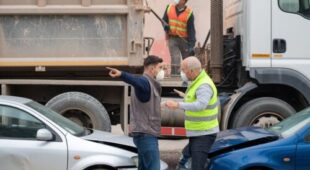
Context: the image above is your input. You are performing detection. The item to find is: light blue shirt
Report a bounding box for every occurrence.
[179,84,213,111]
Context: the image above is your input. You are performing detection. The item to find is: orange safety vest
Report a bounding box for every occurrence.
[167,4,193,38]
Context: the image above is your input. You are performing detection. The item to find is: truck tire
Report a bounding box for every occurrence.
[232,97,295,128]
[46,92,111,132]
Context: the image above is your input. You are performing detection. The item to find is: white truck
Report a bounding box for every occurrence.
[219,0,310,129]
[0,0,309,136]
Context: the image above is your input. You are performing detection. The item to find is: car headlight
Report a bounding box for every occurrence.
[131,156,139,167]
[117,156,138,170]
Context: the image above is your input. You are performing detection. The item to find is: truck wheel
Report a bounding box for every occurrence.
[46,92,111,132]
[232,97,295,128]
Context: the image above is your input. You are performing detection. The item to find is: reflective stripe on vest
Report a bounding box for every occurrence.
[167,4,192,38]
[184,70,220,131]
[186,126,219,137]
[185,114,218,122]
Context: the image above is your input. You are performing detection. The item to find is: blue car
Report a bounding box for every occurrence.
[208,107,310,170]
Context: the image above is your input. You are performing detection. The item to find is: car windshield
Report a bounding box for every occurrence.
[268,108,310,138]
[26,101,86,136]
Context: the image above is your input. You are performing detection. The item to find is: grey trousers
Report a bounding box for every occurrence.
[168,36,190,75]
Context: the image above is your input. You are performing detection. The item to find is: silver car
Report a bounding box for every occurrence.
[0,96,168,170]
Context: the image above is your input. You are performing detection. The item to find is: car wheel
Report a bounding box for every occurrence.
[231,97,295,128]
[46,92,111,132]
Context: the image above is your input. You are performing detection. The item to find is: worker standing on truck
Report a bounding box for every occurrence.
[163,0,196,75]
[107,55,164,170]
[164,57,219,170]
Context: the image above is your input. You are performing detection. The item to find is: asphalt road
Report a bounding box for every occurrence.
[159,139,188,169]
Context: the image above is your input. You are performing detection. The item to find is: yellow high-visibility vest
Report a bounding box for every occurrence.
[184,70,219,131]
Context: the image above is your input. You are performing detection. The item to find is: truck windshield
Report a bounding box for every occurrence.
[26,101,86,136]
[268,108,310,138]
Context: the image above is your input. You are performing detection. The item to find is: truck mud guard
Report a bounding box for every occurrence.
[250,68,310,103]
[221,82,258,130]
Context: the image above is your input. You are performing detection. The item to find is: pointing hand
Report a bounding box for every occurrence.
[106,67,121,78]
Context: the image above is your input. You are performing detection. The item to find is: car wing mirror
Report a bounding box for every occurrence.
[36,128,54,141]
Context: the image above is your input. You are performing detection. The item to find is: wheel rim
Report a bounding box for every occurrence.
[250,112,285,128]
[62,109,93,129]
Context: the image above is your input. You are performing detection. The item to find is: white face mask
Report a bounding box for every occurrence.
[174,0,180,4]
[156,69,165,81]
[180,71,188,82]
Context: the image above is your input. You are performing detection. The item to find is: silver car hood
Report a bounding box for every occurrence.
[82,130,136,148]
[82,130,168,170]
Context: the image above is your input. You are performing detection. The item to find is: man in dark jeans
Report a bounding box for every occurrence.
[165,57,219,170]
[107,55,164,170]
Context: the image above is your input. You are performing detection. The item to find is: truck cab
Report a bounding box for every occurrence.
[220,0,310,129]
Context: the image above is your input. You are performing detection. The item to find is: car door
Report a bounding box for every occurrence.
[296,129,310,170]
[0,104,67,170]
[272,0,310,79]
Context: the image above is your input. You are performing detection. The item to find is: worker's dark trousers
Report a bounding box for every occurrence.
[168,36,190,75]
[189,134,217,170]
[179,144,190,167]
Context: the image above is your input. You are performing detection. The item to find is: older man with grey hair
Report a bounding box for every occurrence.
[165,57,219,170]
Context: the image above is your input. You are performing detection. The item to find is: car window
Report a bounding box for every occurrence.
[279,0,310,18]
[26,101,86,136]
[0,105,45,139]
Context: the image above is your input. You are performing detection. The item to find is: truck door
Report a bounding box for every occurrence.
[272,0,310,79]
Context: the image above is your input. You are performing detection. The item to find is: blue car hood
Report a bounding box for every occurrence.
[210,127,278,154]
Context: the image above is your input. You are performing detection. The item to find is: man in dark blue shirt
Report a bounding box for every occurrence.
[120,71,151,103]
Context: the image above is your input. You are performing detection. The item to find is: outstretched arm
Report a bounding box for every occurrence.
[107,67,150,102]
